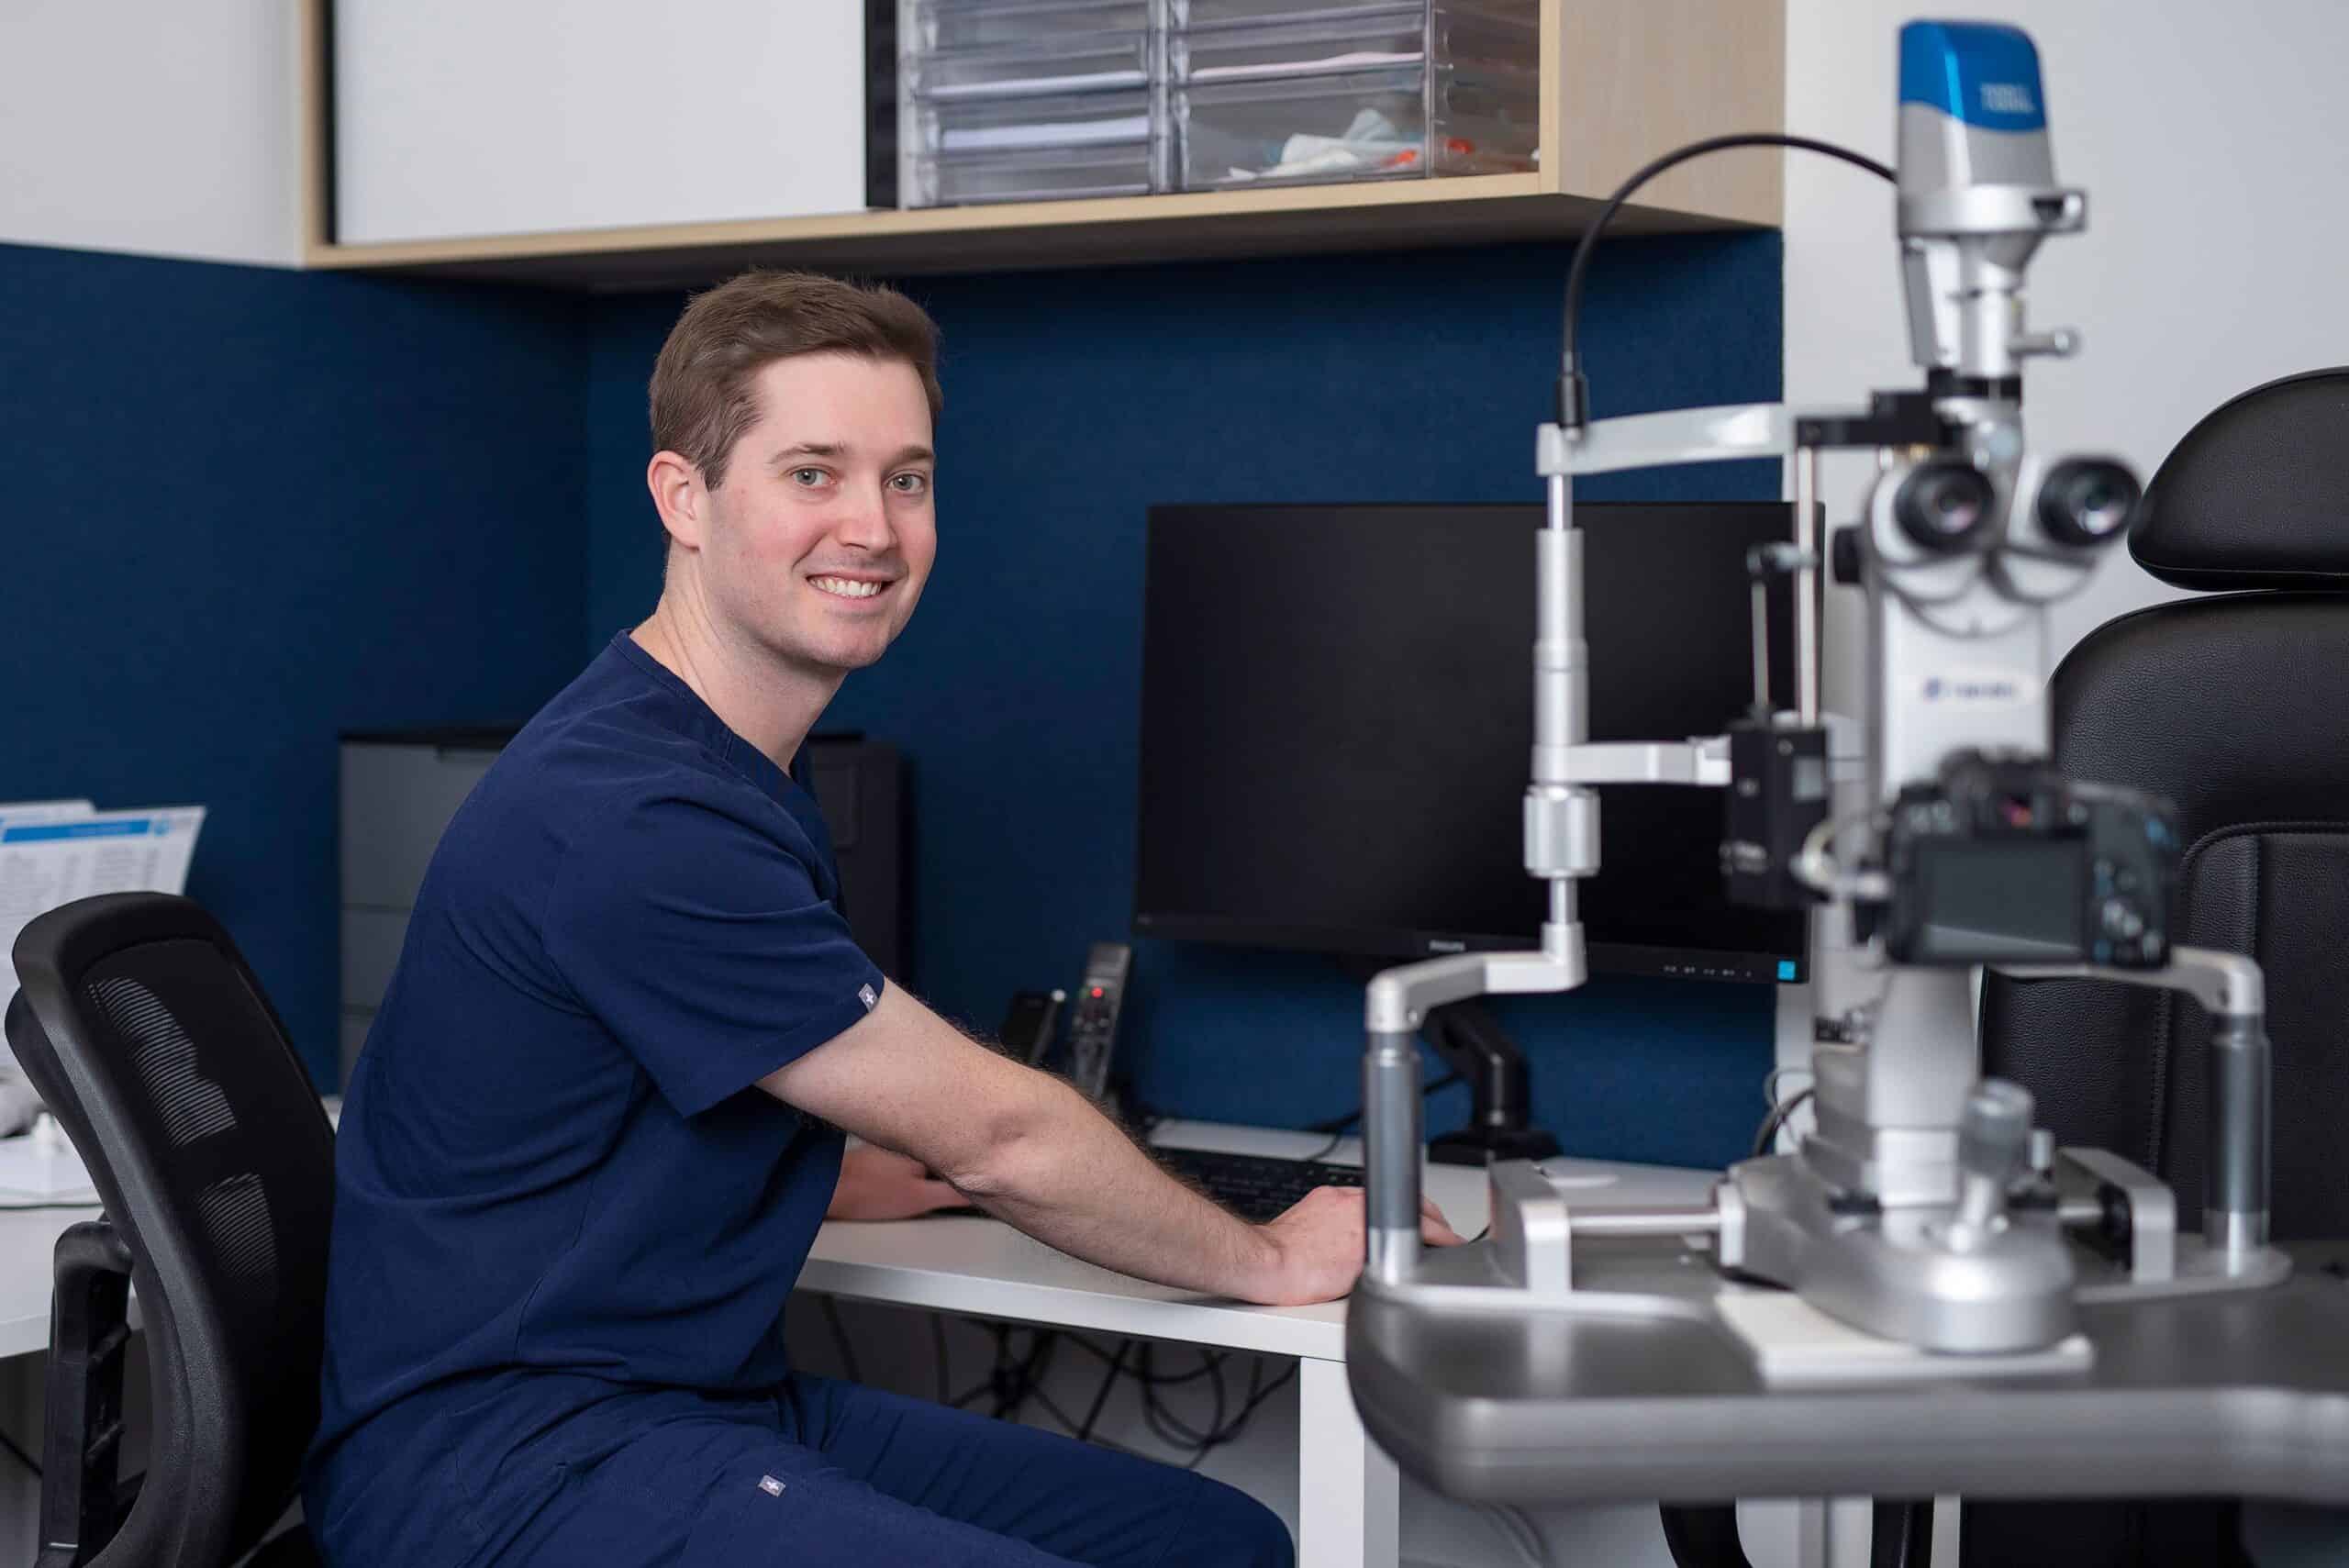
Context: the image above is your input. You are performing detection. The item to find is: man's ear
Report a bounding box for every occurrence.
[647,450,710,551]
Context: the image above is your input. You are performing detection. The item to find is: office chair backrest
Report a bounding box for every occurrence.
[7,893,334,1567]
[1982,365,2349,1240]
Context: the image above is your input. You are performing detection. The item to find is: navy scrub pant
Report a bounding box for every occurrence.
[473,1374,1294,1568]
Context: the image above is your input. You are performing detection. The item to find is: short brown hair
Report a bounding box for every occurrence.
[649,271,942,491]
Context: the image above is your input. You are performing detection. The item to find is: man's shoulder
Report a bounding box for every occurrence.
[469,690,757,853]
[425,644,831,916]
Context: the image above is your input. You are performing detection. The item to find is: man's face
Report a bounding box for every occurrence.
[695,351,937,677]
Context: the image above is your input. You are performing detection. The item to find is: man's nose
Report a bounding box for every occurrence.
[831,482,896,551]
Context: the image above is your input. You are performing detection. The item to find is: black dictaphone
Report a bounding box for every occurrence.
[997,988,1066,1067]
[1066,942,1131,1103]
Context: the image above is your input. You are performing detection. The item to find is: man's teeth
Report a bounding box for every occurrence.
[811,576,885,599]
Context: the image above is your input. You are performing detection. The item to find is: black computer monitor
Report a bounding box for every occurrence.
[1132,502,1806,984]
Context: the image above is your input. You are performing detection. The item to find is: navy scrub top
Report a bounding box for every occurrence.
[306,632,886,1541]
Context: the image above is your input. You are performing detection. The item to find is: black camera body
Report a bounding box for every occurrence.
[1871,751,2181,969]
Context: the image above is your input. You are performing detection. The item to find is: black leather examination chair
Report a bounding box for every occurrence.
[1970,366,2349,1567]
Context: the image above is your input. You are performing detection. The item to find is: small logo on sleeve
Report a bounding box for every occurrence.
[858,984,879,1011]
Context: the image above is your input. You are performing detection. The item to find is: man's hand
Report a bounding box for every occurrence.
[1245,1187,1465,1307]
[828,1145,963,1221]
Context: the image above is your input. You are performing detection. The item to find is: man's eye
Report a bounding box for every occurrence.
[790,467,829,487]
[889,473,930,495]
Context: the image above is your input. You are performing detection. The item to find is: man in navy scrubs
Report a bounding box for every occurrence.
[305,272,1460,1567]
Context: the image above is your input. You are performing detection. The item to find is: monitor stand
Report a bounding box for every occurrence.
[1419,1001,1563,1167]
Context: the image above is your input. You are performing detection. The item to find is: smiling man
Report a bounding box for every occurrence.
[305,272,1459,1568]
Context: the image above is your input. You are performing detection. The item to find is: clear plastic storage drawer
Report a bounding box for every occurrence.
[1172,1,1535,83]
[1175,63,1535,189]
[913,0,1152,51]
[909,30,1157,101]
[909,87,1165,204]
[914,87,1159,158]
[911,143,1161,206]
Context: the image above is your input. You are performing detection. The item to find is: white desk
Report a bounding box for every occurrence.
[1,1203,93,1358]
[801,1120,1717,1568]
[0,1122,1718,1568]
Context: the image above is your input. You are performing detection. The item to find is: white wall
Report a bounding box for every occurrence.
[0,1,304,267]
[1787,0,2349,713]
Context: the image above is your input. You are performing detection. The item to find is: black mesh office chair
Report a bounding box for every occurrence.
[1965,366,2349,1567]
[6,893,331,1567]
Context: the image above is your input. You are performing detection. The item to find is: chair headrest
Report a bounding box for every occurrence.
[2131,366,2349,591]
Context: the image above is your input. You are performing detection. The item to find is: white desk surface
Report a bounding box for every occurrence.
[0,1204,88,1358]
[803,1120,1716,1360]
[0,1121,1718,1364]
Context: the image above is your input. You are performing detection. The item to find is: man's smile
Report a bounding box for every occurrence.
[808,573,896,603]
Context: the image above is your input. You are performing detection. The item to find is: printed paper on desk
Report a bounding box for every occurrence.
[0,806,206,1064]
[0,800,95,827]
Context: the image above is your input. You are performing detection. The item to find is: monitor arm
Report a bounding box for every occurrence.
[1418,1001,1562,1167]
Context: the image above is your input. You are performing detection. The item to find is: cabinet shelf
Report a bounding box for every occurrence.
[301,0,1781,292]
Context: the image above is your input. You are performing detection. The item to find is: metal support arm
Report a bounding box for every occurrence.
[1561,738,1732,787]
[1363,946,1585,1284]
[1536,405,1799,478]
[1996,946,2272,1267]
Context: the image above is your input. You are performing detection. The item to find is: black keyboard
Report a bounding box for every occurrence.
[1156,1145,1364,1223]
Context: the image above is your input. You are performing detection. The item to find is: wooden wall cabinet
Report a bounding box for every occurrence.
[301,0,1784,289]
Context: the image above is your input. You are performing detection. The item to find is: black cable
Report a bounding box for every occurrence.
[1199,1351,1229,1453]
[970,1327,1307,1466]
[1075,1339,1130,1441]
[1135,1346,1193,1446]
[1175,1358,1253,1472]
[1659,1503,1756,1568]
[1222,1359,1295,1432]
[0,1426,39,1479]
[1752,1086,1817,1159]
[997,1328,1059,1421]
[986,1325,1020,1418]
[1558,134,1897,422]
[1149,1353,1296,1469]
[819,1296,862,1385]
[1871,1499,1934,1568]
[1141,1344,1290,1469]
[982,1323,1019,1417]
[961,1324,1297,1463]
[1063,1333,1224,1386]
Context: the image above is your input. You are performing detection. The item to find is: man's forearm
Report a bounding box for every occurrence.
[952,1079,1275,1299]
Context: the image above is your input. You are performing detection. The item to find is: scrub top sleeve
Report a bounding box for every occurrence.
[541,795,887,1118]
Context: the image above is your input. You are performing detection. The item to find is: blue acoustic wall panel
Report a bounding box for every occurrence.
[586,235,1786,1168]
[0,243,587,1085]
